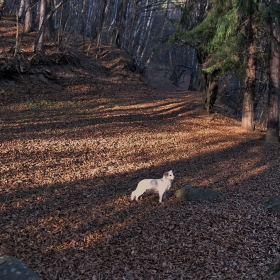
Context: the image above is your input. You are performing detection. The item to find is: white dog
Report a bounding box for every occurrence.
[131,170,174,203]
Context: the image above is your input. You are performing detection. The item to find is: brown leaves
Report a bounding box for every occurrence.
[1,87,280,279]
[1,17,280,279]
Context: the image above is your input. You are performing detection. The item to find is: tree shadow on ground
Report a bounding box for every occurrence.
[0,91,201,142]
[1,137,279,279]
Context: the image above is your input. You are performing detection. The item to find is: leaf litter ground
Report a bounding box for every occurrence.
[1,16,280,280]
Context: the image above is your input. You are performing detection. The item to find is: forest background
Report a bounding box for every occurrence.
[1,0,280,142]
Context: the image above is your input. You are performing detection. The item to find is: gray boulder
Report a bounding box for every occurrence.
[269,257,280,279]
[264,194,280,213]
[175,186,224,202]
[0,255,40,280]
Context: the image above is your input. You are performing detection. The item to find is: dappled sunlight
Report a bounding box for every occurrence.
[1,86,280,278]
[1,27,280,278]
[0,89,270,199]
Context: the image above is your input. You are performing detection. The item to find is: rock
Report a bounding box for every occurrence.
[269,270,280,279]
[264,194,280,213]
[175,186,224,202]
[0,255,40,280]
[269,257,280,279]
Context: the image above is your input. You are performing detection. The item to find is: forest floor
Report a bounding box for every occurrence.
[1,15,280,280]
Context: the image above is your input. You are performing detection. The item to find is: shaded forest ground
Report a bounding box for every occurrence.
[1,15,280,279]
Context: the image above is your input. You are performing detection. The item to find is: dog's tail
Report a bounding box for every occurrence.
[131,190,136,201]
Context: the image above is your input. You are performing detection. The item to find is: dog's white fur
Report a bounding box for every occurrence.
[131,170,174,203]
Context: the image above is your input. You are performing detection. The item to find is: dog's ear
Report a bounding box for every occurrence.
[163,172,169,178]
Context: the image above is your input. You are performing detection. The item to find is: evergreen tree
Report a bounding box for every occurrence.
[172,0,242,113]
[265,0,280,143]
[174,0,280,141]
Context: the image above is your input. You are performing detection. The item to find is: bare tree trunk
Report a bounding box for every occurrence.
[37,0,46,53]
[23,0,32,33]
[56,0,70,50]
[126,0,138,50]
[134,0,155,66]
[266,20,280,143]
[44,0,55,40]
[129,5,143,54]
[145,0,170,67]
[241,19,257,131]
[18,0,25,19]
[137,0,155,65]
[96,0,108,53]
[33,0,69,53]
[80,0,89,34]
[14,13,21,57]
[242,82,255,131]
[111,0,129,48]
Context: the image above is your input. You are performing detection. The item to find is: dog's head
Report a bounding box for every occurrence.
[163,170,174,180]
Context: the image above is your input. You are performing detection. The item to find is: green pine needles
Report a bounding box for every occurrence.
[172,0,280,76]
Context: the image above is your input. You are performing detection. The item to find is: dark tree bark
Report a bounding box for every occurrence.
[111,0,129,48]
[80,0,89,35]
[196,50,219,113]
[241,19,257,131]
[202,70,219,114]
[96,0,108,50]
[127,0,138,51]
[44,0,55,40]
[0,0,5,19]
[188,72,197,91]
[37,0,46,52]
[266,20,280,143]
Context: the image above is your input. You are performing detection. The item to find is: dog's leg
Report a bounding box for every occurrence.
[134,190,144,201]
[158,189,166,203]
[131,190,136,201]
[131,185,146,201]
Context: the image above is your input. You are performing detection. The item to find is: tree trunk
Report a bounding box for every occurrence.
[111,0,129,48]
[96,0,108,51]
[266,20,280,143]
[37,0,46,53]
[33,0,68,53]
[23,0,32,33]
[242,84,255,131]
[44,0,54,40]
[18,0,24,19]
[241,19,257,131]
[127,0,138,51]
[196,49,207,92]
[145,0,170,65]
[202,70,219,114]
[137,0,155,65]
[188,72,197,91]
[0,0,4,19]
